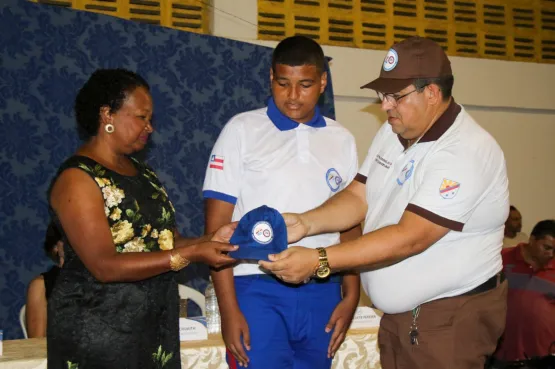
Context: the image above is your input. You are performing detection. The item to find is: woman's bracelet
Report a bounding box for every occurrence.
[169,250,190,272]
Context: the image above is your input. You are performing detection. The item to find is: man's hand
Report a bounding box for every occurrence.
[221,307,251,367]
[258,246,319,284]
[211,222,238,243]
[326,297,358,358]
[282,213,310,243]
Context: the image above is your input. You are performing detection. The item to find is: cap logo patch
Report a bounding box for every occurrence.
[252,221,274,244]
[383,49,398,72]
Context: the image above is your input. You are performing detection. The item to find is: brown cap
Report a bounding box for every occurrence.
[361,36,452,93]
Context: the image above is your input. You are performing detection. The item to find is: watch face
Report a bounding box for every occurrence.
[316,266,331,279]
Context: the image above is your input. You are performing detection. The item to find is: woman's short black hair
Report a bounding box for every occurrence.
[271,35,326,74]
[44,221,62,262]
[74,68,150,140]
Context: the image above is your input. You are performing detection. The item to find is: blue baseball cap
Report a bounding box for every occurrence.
[229,205,287,261]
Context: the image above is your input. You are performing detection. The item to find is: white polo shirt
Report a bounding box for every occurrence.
[357,100,509,314]
[203,99,358,276]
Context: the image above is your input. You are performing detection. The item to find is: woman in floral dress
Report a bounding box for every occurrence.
[47,69,237,369]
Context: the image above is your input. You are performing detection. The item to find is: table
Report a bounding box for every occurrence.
[0,328,381,369]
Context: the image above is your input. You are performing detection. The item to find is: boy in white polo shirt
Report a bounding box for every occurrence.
[202,36,360,369]
[260,37,510,369]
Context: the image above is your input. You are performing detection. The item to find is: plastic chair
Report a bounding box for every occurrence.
[19,305,28,339]
[177,284,206,316]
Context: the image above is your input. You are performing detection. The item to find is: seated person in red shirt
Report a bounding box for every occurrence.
[496,219,555,361]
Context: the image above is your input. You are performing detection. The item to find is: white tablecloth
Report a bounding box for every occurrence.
[0,328,381,369]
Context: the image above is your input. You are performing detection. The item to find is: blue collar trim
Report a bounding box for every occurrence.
[266,97,326,131]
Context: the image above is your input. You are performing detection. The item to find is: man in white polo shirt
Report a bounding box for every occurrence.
[202,36,360,369]
[260,36,510,369]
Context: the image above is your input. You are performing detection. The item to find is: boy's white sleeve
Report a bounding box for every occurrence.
[202,122,243,204]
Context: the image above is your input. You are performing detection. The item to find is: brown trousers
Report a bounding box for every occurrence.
[378,281,508,369]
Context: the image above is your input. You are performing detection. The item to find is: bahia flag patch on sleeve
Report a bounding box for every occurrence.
[209,155,224,170]
[439,178,460,199]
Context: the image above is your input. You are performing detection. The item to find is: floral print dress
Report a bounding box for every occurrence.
[47,156,180,369]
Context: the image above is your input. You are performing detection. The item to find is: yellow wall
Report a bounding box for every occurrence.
[211,0,555,234]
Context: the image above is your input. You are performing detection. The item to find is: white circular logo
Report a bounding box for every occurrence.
[396,160,415,186]
[326,168,343,193]
[252,221,273,244]
[383,49,398,72]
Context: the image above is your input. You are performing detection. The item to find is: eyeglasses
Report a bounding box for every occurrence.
[376,85,428,107]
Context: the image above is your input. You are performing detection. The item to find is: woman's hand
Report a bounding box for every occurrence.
[187,242,237,269]
[212,222,238,243]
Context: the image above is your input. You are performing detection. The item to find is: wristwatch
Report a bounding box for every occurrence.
[314,247,331,279]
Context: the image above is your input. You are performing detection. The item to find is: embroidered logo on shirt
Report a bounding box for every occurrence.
[209,155,224,170]
[397,160,415,186]
[326,168,343,192]
[252,221,274,244]
[439,178,460,199]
